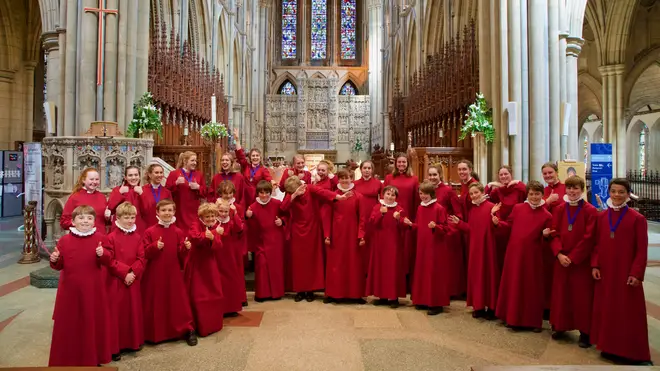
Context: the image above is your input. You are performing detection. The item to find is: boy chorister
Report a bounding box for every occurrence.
[141,199,197,346]
[108,202,146,358]
[186,203,225,336]
[49,205,114,367]
[494,180,552,332]
[215,199,245,316]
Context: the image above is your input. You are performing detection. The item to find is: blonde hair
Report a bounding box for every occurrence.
[393,153,413,177]
[72,168,100,194]
[198,203,219,217]
[220,152,237,172]
[318,160,335,174]
[176,151,197,169]
[284,175,302,194]
[116,201,137,217]
[72,205,96,220]
[419,181,436,198]
[216,199,231,211]
[428,163,443,181]
[156,199,176,211]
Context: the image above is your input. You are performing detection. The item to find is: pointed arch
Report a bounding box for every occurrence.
[278,80,297,95]
[423,0,442,57]
[339,80,358,95]
[407,18,418,79]
[310,71,327,79]
[271,72,299,95]
[0,0,15,70]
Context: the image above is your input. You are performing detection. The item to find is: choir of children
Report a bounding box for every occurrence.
[50,156,653,367]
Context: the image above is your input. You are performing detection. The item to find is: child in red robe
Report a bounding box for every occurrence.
[215,199,245,316]
[140,164,172,229]
[547,176,597,348]
[61,168,109,234]
[365,185,407,308]
[209,152,247,208]
[107,202,145,357]
[494,180,552,332]
[49,205,113,366]
[354,161,383,273]
[279,154,313,190]
[141,199,197,346]
[165,151,207,232]
[233,130,273,204]
[450,183,500,320]
[246,181,286,301]
[410,181,450,315]
[590,178,652,365]
[186,203,225,336]
[541,162,566,213]
[323,170,366,304]
[108,165,146,234]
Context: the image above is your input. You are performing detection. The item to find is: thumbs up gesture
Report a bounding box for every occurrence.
[275,217,283,227]
[288,169,294,177]
[393,211,401,220]
[230,204,237,212]
[104,208,111,220]
[176,176,185,185]
[428,221,436,229]
[119,185,129,194]
[184,237,191,250]
[380,206,387,214]
[547,192,559,204]
[157,236,164,249]
[96,241,104,257]
[246,208,253,218]
[205,229,214,240]
[543,228,556,237]
[216,225,224,235]
[50,247,60,263]
[134,185,143,195]
[359,238,365,246]
[404,217,413,226]
[189,181,200,190]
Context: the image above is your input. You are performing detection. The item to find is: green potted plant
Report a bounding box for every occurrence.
[352,136,364,159]
[459,93,495,143]
[127,92,163,140]
[200,121,229,142]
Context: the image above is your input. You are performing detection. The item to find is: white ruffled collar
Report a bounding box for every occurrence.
[199,219,218,229]
[525,199,546,209]
[472,195,489,206]
[607,198,629,210]
[379,199,398,208]
[114,221,137,234]
[83,187,97,194]
[563,194,583,206]
[256,196,271,205]
[157,216,176,228]
[461,177,473,185]
[218,216,230,224]
[337,183,355,193]
[69,227,97,236]
[420,198,437,207]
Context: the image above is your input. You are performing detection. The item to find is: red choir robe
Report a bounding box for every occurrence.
[186,221,225,336]
[280,186,337,293]
[544,182,566,214]
[354,177,383,273]
[141,222,194,343]
[548,199,597,334]
[315,175,339,242]
[209,171,247,208]
[108,225,145,351]
[590,206,650,362]
[216,212,245,314]
[436,183,466,297]
[411,200,451,308]
[495,202,552,329]
[60,189,108,233]
[139,184,172,229]
[455,200,500,311]
[324,186,366,299]
[365,202,407,300]
[489,182,527,274]
[247,197,286,299]
[108,185,146,234]
[165,168,206,232]
[279,169,312,190]
[235,148,272,204]
[384,174,420,276]
[49,231,114,367]
[229,202,248,302]
[459,177,479,220]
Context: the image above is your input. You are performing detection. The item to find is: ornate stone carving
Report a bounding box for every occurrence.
[106,157,126,188]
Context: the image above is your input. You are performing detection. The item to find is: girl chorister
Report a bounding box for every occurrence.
[108,166,146,234]
[165,151,207,232]
[214,199,246,316]
[61,168,109,234]
[140,164,172,229]
[210,152,247,208]
[353,161,383,273]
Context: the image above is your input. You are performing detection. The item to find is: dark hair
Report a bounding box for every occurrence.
[565,175,585,191]
[567,167,577,175]
[156,199,176,211]
[360,160,374,170]
[608,178,631,193]
[124,165,141,186]
[256,179,273,194]
[72,205,96,220]
[217,180,236,195]
[336,169,351,180]
[526,180,544,193]
[541,162,558,172]
[499,165,513,176]
[419,181,436,198]
[457,159,479,181]
[382,185,399,197]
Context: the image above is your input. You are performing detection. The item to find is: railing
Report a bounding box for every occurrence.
[586,170,660,221]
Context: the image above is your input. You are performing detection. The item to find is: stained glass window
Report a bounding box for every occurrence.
[340,81,357,95]
[311,0,327,59]
[279,81,297,95]
[340,0,357,59]
[640,124,649,174]
[281,0,297,59]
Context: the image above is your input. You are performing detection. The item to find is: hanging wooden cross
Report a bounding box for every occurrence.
[84,0,118,86]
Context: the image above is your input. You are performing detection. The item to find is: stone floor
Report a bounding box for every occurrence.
[1,217,659,370]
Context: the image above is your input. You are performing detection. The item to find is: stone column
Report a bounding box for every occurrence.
[24,62,37,142]
[599,64,626,176]
[368,0,383,150]
[547,0,561,161]
[507,0,522,176]
[42,31,60,135]
[79,0,99,132]
[491,0,508,179]
[63,0,78,136]
[123,0,138,130]
[520,0,529,180]
[116,0,128,131]
[104,0,119,122]
[565,37,583,161]
[558,0,568,158]
[135,0,150,98]
[528,0,550,181]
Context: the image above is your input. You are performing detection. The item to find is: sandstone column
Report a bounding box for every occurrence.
[565,37,583,161]
[490,0,507,179]
[135,0,150,99]
[369,0,383,149]
[558,0,568,158]
[528,0,550,181]
[507,0,522,176]
[42,31,60,135]
[547,0,561,161]
[104,0,119,122]
[24,62,37,142]
[598,64,626,176]
[478,0,491,178]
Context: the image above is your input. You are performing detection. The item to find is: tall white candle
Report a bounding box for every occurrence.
[211,95,217,122]
[184,126,189,136]
[390,142,395,151]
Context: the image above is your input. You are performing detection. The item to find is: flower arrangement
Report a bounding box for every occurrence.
[200,121,229,142]
[459,93,495,143]
[352,137,364,155]
[127,92,163,138]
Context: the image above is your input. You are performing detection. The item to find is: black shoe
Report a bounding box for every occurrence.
[543,309,550,321]
[272,297,282,301]
[427,307,443,316]
[242,301,249,307]
[223,312,239,318]
[294,293,305,302]
[635,361,654,366]
[484,309,497,321]
[355,298,366,305]
[415,305,428,310]
[254,297,266,303]
[112,353,121,362]
[305,292,315,302]
[578,332,591,348]
[323,297,334,304]
[472,309,485,319]
[388,300,399,309]
[374,298,388,306]
[551,331,566,340]
[185,331,198,346]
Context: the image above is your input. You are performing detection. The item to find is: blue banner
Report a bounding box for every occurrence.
[590,143,613,208]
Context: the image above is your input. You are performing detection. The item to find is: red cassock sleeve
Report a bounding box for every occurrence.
[131,244,146,278]
[630,213,648,281]
[108,234,131,279]
[356,194,366,240]
[549,205,564,257]
[195,171,208,200]
[231,212,244,235]
[434,205,449,236]
[165,170,180,195]
[566,205,597,265]
[107,187,128,212]
[98,235,113,267]
[142,229,161,260]
[496,205,516,233]
[368,203,385,231]
[50,240,64,271]
[60,193,78,231]
[449,191,463,220]
[235,148,249,172]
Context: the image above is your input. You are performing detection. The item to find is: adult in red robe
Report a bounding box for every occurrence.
[108,166,146,234]
[246,188,286,301]
[410,189,450,315]
[451,183,500,320]
[215,202,245,315]
[541,163,566,214]
[49,228,114,366]
[313,160,339,243]
[383,154,419,280]
[279,155,313,190]
[108,220,145,352]
[141,205,196,345]
[281,178,341,302]
[456,160,480,219]
[165,151,206,233]
[590,179,651,365]
[323,172,366,302]
[495,191,552,331]
[209,152,247,208]
[186,214,225,336]
[61,168,109,233]
[548,180,597,348]
[234,131,273,204]
[139,164,172,229]
[353,161,383,273]
[365,195,407,307]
